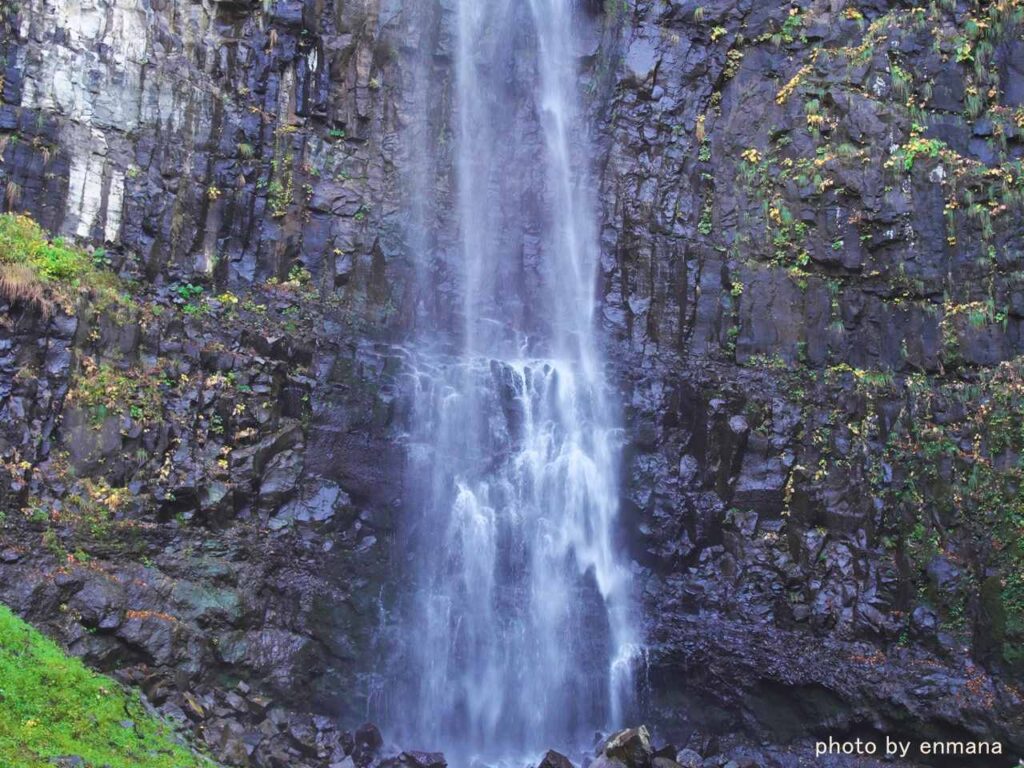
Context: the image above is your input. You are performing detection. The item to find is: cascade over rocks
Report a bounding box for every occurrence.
[381,0,637,760]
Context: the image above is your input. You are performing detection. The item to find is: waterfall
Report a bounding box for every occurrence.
[385,0,638,761]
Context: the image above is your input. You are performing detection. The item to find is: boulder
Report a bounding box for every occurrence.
[353,721,384,765]
[204,718,251,765]
[538,750,575,768]
[400,752,447,768]
[600,726,653,768]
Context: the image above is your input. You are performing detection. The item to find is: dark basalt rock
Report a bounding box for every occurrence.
[538,750,575,768]
[380,752,446,768]
[601,727,654,768]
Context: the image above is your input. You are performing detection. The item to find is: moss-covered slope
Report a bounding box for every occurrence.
[0,603,215,768]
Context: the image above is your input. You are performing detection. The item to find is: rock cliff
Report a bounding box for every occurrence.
[1,0,1022,766]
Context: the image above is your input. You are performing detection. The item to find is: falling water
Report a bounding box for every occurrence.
[386,0,638,761]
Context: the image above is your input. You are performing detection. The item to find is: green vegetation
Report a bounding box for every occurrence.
[715,0,1024,312]
[875,360,1024,664]
[25,474,135,560]
[267,130,296,218]
[67,357,166,425]
[894,135,945,172]
[743,350,1024,667]
[0,213,129,315]
[0,603,213,768]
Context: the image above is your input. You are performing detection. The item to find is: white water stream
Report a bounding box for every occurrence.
[383,1,639,761]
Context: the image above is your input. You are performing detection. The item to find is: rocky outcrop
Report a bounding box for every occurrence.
[0,277,401,765]
[2,0,409,762]
[554,725,897,768]
[1,0,404,294]
[585,0,1024,753]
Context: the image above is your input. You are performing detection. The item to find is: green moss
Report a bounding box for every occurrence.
[0,214,130,314]
[267,134,295,218]
[0,603,214,768]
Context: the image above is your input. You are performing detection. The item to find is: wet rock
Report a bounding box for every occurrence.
[258,448,304,511]
[352,722,384,765]
[652,744,676,760]
[395,752,447,768]
[69,578,125,630]
[354,722,383,751]
[205,718,251,765]
[273,482,348,528]
[911,605,938,639]
[601,726,653,768]
[538,750,575,768]
[926,556,962,592]
[288,717,319,755]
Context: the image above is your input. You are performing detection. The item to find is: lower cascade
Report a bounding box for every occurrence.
[397,356,637,758]
[379,0,639,761]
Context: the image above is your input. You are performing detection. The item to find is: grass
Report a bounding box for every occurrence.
[0,213,128,315]
[0,604,215,768]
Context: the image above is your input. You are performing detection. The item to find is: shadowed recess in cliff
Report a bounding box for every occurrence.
[371,0,641,761]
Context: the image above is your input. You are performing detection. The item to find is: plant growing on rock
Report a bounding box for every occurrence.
[66,357,166,427]
[894,136,946,172]
[0,213,129,315]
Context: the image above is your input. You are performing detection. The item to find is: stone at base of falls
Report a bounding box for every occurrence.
[651,744,677,762]
[356,723,384,748]
[377,751,447,768]
[598,726,654,768]
[352,722,384,766]
[673,749,703,768]
[538,750,575,768]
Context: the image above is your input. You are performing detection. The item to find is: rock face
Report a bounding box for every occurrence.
[585,0,1024,752]
[538,750,576,768]
[1,0,1024,765]
[1,0,406,760]
[0,278,401,764]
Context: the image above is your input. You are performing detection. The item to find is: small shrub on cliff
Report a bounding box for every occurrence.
[896,136,946,172]
[66,357,165,426]
[0,213,126,315]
